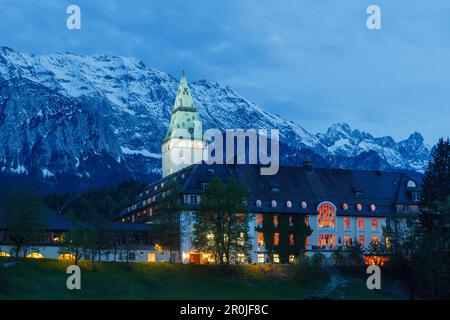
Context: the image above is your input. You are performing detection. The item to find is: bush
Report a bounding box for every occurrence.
[292,256,316,284]
[311,253,326,269]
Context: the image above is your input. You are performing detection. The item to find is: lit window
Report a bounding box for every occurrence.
[26,252,44,259]
[372,236,379,245]
[359,235,365,247]
[273,215,279,227]
[344,235,351,247]
[271,200,277,208]
[385,236,391,249]
[257,253,265,263]
[317,202,335,228]
[257,232,264,246]
[58,254,76,261]
[358,218,364,229]
[273,254,280,263]
[289,215,294,226]
[318,234,336,248]
[237,254,246,264]
[356,203,363,211]
[344,217,350,229]
[274,232,280,246]
[0,252,11,257]
[289,255,296,264]
[289,233,294,246]
[256,214,263,227]
[372,218,378,229]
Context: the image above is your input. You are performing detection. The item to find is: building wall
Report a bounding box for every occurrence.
[0,245,171,263]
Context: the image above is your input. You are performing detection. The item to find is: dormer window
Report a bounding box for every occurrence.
[407,180,416,188]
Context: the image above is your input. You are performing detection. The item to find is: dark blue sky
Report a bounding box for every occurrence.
[0,0,449,144]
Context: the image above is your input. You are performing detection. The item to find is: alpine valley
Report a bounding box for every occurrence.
[0,46,429,194]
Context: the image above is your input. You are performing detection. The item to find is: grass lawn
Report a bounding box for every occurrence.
[0,257,402,300]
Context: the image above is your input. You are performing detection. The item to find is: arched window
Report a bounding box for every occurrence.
[407,180,416,188]
[26,252,45,259]
[317,202,336,228]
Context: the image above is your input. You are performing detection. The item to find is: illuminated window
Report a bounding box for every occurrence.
[318,234,336,248]
[257,253,265,263]
[359,235,365,247]
[289,215,293,226]
[26,252,44,259]
[58,254,76,261]
[372,218,378,229]
[317,202,335,228]
[0,252,11,257]
[289,255,296,264]
[273,215,279,227]
[289,233,294,246]
[273,254,280,263]
[237,254,246,264]
[256,214,263,227]
[344,217,350,229]
[344,235,351,247]
[274,233,280,246]
[257,232,264,246]
[372,236,379,245]
[358,218,364,229]
[386,236,391,249]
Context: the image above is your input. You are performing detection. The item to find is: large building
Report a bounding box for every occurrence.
[116,72,421,264]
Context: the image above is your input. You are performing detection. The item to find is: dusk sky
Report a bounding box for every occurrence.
[0,0,449,144]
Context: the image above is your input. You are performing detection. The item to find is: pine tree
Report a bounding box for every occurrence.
[419,138,450,232]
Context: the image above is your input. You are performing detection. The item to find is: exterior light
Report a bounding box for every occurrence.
[356,203,362,211]
[271,200,277,208]
[256,199,262,207]
[370,204,376,211]
[286,200,292,208]
[301,201,307,209]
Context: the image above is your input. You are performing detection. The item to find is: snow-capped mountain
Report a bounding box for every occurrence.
[0,46,430,193]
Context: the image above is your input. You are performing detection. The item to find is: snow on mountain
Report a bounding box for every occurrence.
[0,46,430,193]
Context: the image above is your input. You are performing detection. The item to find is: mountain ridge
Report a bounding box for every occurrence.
[0,46,430,193]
